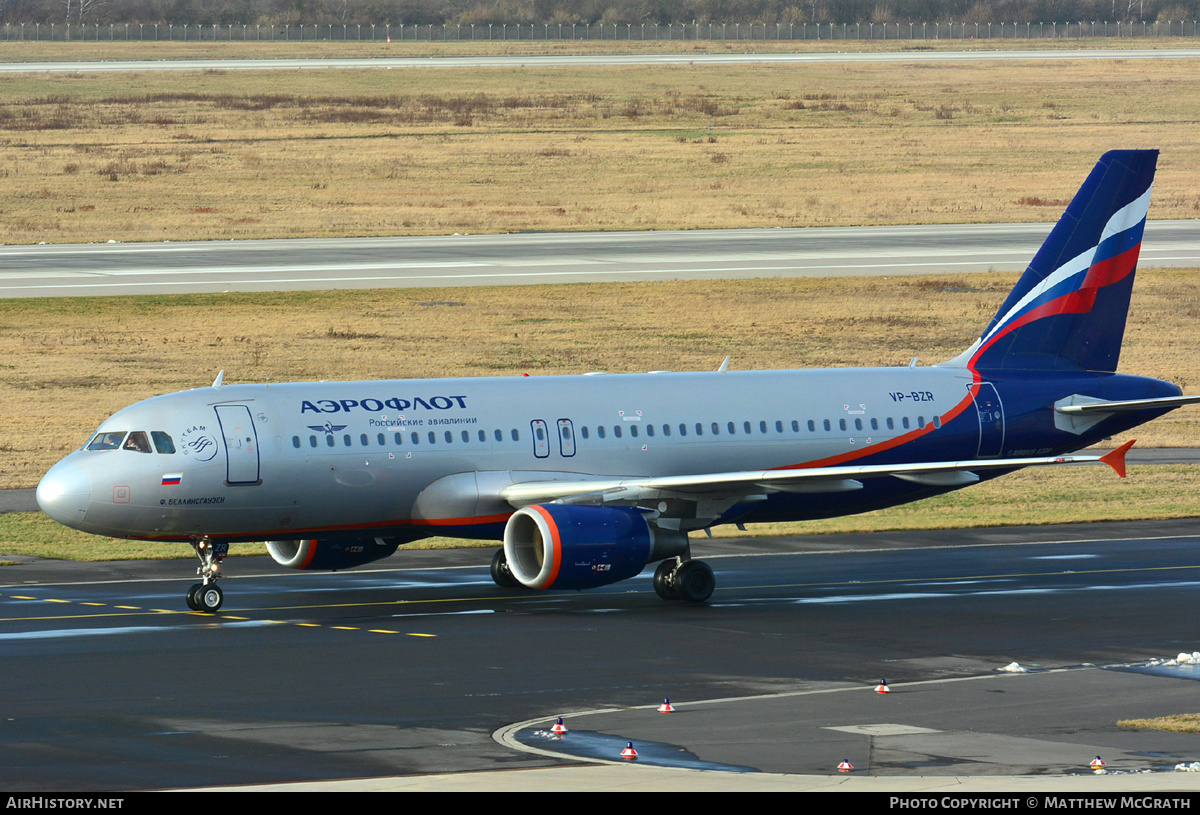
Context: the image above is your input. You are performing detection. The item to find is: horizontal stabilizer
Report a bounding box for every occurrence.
[1055,395,1200,414]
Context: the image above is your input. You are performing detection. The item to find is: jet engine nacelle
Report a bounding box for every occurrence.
[266,537,401,571]
[503,504,688,590]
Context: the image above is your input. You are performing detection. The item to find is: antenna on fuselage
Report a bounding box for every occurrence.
[212,370,225,388]
[718,356,730,373]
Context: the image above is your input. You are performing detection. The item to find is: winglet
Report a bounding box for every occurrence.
[1100,439,1136,478]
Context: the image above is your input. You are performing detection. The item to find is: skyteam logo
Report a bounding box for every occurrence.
[179,425,219,461]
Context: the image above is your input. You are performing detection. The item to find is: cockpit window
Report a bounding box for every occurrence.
[123,431,152,454]
[151,431,176,454]
[86,431,127,451]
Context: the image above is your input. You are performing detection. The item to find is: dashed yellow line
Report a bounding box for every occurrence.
[0,593,435,636]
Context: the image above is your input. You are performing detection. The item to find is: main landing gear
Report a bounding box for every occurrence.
[486,548,715,603]
[186,540,228,613]
[490,549,520,588]
[653,557,715,603]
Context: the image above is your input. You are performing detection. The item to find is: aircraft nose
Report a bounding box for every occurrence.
[37,460,90,528]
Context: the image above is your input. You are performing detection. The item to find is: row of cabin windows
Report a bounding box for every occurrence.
[295,428,521,449]
[290,413,941,451]
[580,415,937,440]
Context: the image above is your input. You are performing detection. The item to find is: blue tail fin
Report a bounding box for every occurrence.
[955,150,1157,374]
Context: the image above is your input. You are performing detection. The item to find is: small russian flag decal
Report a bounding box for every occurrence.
[162,474,182,486]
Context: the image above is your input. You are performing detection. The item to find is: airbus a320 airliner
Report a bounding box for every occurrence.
[37,150,1198,612]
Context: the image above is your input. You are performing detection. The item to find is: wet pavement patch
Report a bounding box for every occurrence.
[515,727,758,773]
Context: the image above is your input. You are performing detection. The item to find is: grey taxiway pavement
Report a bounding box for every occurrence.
[4,220,1200,298]
[4,48,1200,74]
[5,519,1200,791]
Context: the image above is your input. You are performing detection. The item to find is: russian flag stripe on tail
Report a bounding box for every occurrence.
[964,150,1158,374]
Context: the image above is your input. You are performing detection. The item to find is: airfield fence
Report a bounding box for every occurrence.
[3,19,1200,42]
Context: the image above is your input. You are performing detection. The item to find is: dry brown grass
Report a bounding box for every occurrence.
[1118,713,1200,732]
[2,58,1200,243]
[2,269,1198,491]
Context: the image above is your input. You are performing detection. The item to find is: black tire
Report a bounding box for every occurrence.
[491,549,520,588]
[186,583,203,611]
[653,560,679,601]
[196,583,224,613]
[674,560,715,604]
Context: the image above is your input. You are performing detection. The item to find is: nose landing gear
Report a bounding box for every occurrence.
[186,540,228,613]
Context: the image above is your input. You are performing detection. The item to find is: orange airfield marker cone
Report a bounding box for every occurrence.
[621,742,639,760]
[658,698,675,712]
[838,759,854,772]
[550,717,567,735]
[875,679,891,694]
[1090,756,1107,770]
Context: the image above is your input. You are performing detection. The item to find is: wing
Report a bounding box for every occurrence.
[498,441,1136,531]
